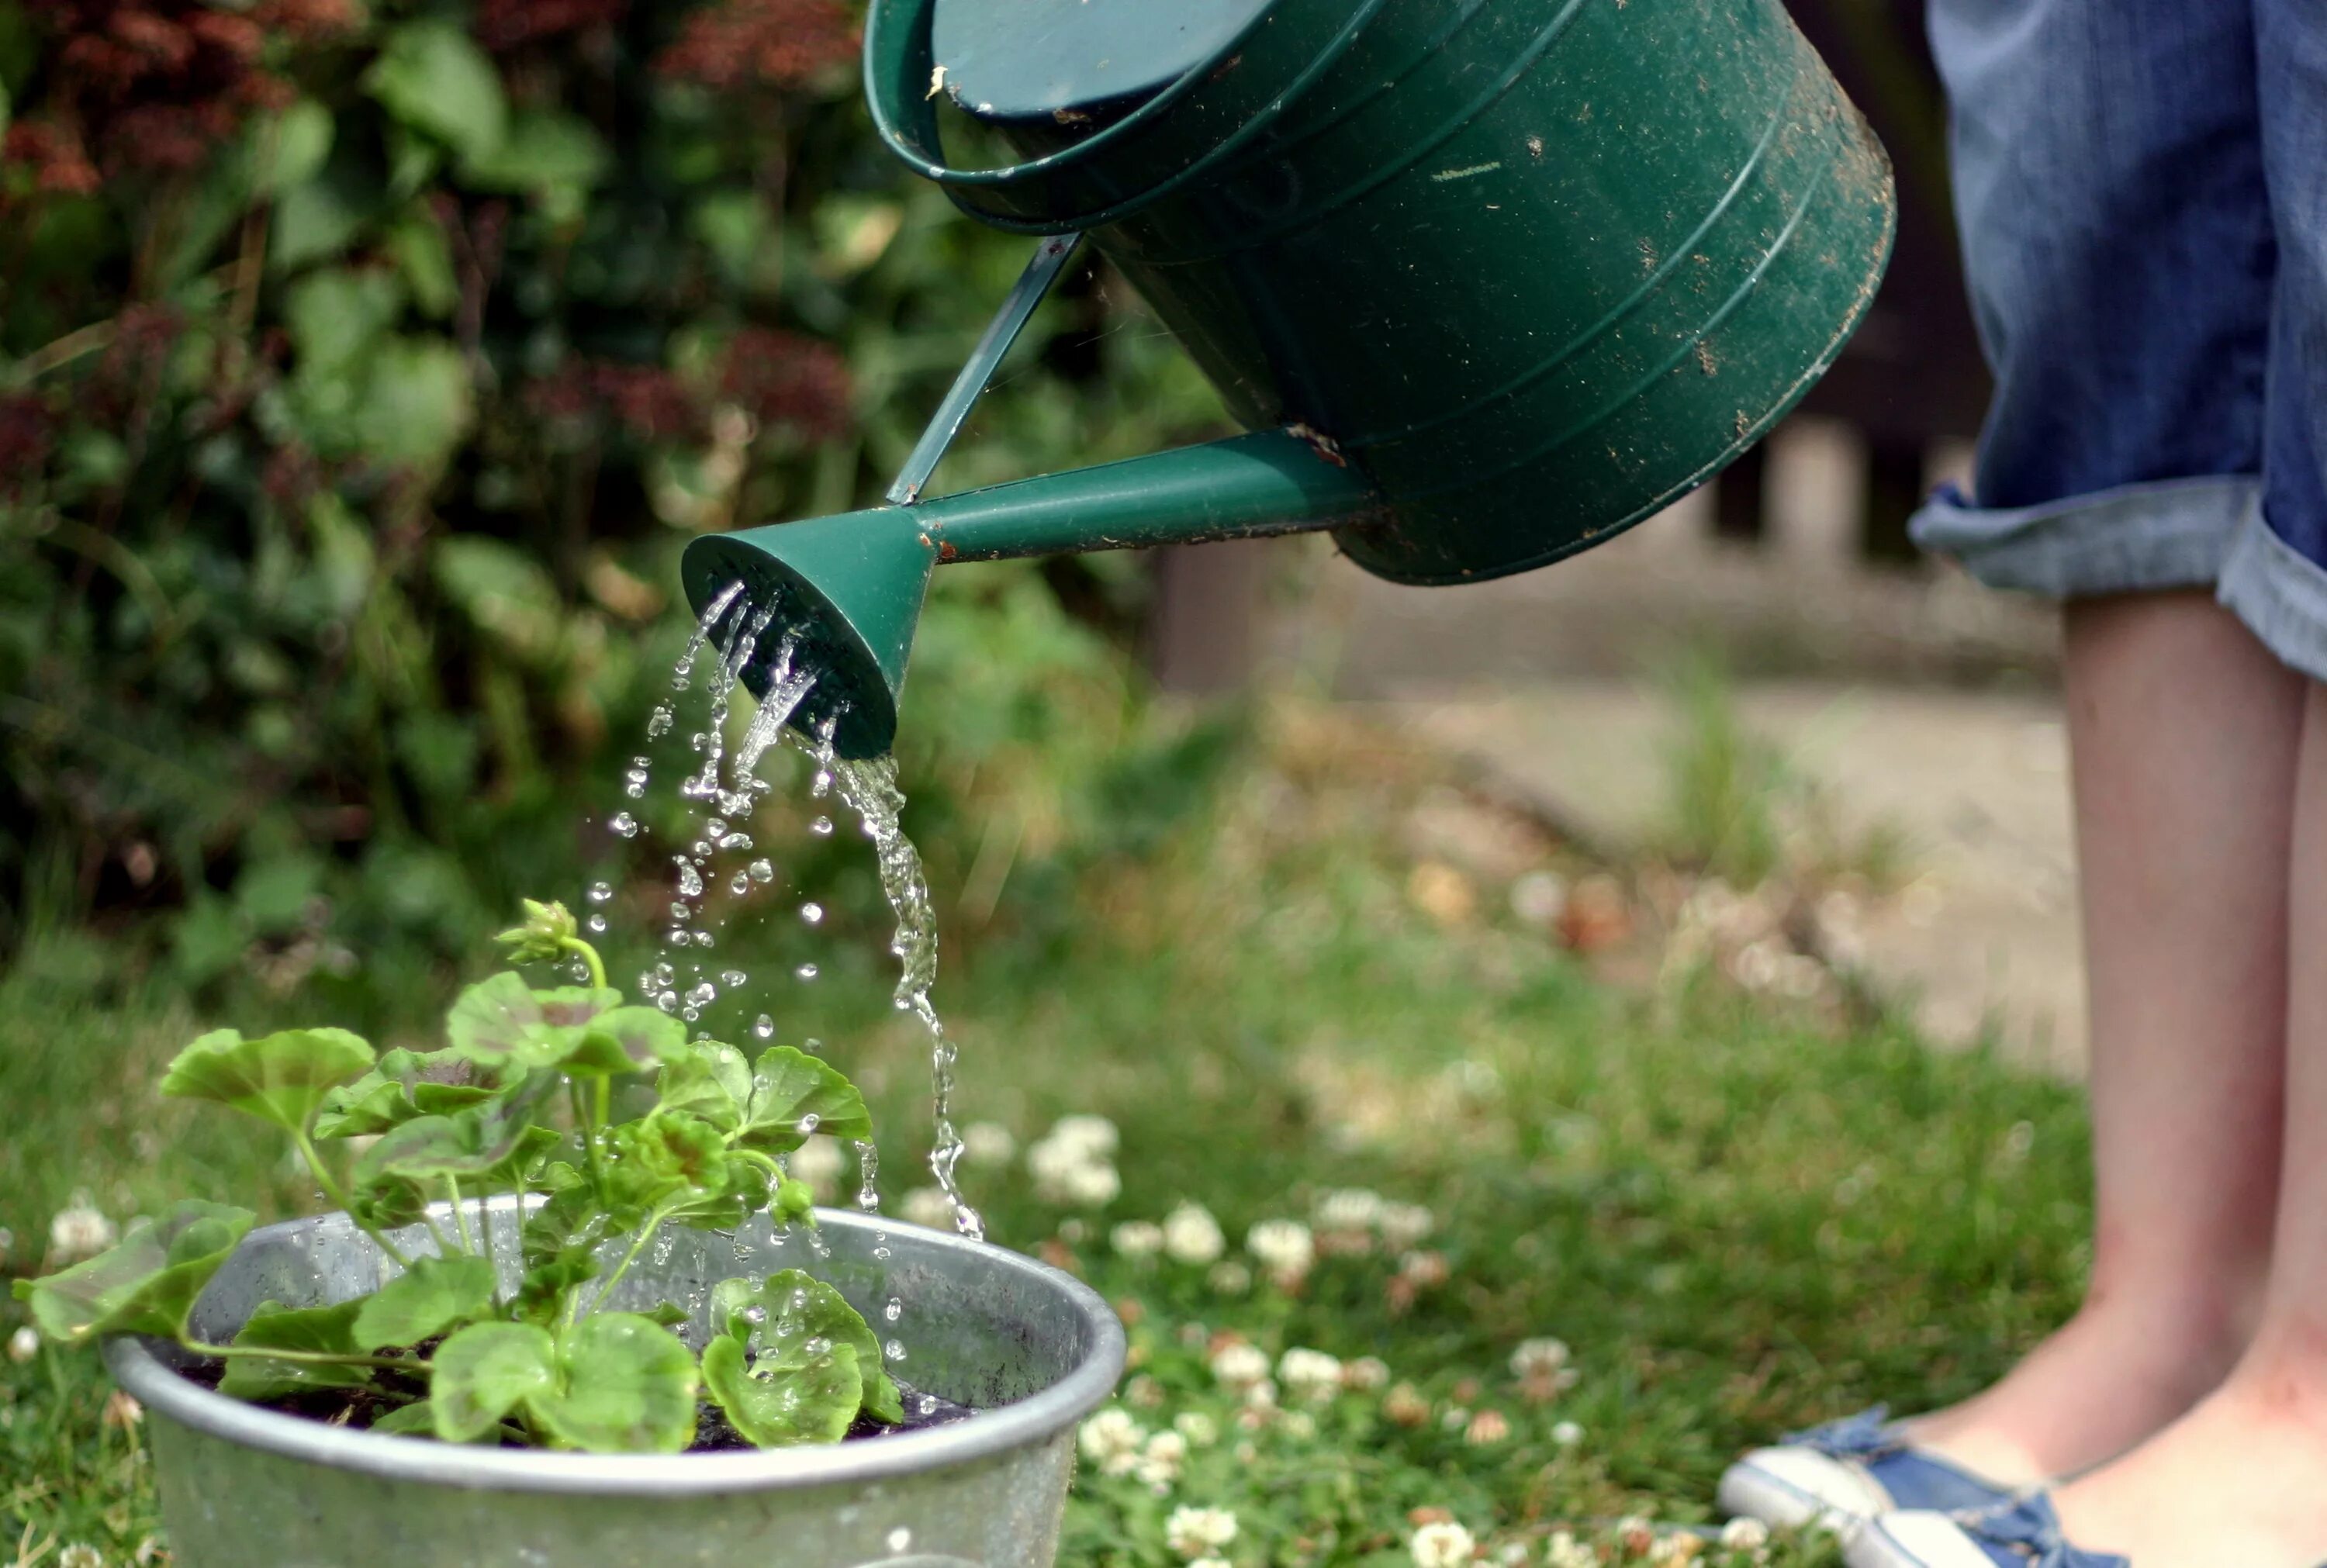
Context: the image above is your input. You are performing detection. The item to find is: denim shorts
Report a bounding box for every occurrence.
[1913,0,2327,679]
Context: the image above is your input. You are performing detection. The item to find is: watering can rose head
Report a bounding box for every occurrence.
[11,901,897,1454]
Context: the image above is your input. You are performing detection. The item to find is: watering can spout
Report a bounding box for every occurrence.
[680,430,1378,759]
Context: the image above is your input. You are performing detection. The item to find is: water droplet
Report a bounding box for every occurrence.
[799,901,825,925]
[719,832,752,851]
[749,858,776,882]
[883,1338,905,1362]
[585,914,607,934]
[721,969,749,988]
[655,989,679,1012]
[647,704,673,738]
[888,1528,912,1554]
[809,816,834,837]
[687,983,717,1007]
[669,903,693,923]
[883,1298,902,1323]
[813,768,833,796]
[690,839,713,858]
[682,1005,701,1022]
[730,871,752,896]
[676,862,704,899]
[587,881,614,905]
[753,1014,775,1040]
[795,963,819,982]
[609,812,638,838]
[707,817,729,838]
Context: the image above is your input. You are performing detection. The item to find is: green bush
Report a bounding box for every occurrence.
[0,0,1229,996]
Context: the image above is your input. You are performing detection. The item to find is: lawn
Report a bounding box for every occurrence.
[0,700,2091,1568]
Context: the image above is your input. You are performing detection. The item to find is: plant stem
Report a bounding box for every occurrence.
[587,1204,677,1316]
[293,1128,413,1269]
[188,1342,420,1373]
[560,936,607,989]
[447,1179,478,1254]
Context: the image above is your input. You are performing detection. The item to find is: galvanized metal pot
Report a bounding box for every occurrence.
[105,1204,1125,1568]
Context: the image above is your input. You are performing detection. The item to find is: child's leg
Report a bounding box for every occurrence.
[2042,678,2327,1566]
[1905,592,2301,1486]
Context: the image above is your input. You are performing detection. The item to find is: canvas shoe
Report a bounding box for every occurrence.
[1718,1407,2025,1535]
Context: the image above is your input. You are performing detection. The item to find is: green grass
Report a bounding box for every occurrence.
[0,708,2090,1567]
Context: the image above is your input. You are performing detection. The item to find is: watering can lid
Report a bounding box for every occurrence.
[930,0,1272,121]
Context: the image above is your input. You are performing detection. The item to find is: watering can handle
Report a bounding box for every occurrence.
[887,232,1085,506]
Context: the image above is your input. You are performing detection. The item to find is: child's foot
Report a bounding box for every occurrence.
[2042,1337,2327,1568]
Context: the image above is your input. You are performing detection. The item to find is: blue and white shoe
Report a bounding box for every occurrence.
[1846,1494,2123,1567]
[1717,1407,2024,1534]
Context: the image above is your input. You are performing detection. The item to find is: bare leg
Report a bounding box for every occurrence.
[2047,675,2327,1566]
[1908,592,2301,1485]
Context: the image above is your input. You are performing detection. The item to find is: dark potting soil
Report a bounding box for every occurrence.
[181,1354,977,1452]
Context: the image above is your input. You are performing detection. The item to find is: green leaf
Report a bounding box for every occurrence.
[270,174,368,273]
[444,972,618,1070]
[386,211,458,319]
[366,22,506,163]
[362,337,473,470]
[12,1201,256,1345]
[161,1027,375,1133]
[219,1299,371,1401]
[353,1075,556,1185]
[352,1255,499,1351]
[233,854,324,932]
[314,1048,493,1139]
[256,99,334,196]
[431,1321,555,1443]
[702,1335,861,1449]
[711,1269,900,1425]
[572,1007,688,1076]
[285,268,404,378]
[737,1048,871,1154]
[656,1041,752,1133]
[530,1314,699,1454]
[371,1400,437,1436]
[349,1172,428,1232]
[461,110,606,195]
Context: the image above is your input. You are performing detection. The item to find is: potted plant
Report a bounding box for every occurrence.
[16,901,1123,1568]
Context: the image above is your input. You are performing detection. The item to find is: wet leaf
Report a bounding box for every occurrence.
[371,1400,437,1437]
[711,1269,900,1425]
[431,1321,555,1442]
[161,1027,375,1133]
[737,1048,871,1154]
[220,1299,371,1400]
[531,1313,699,1453]
[702,1335,860,1449]
[353,1255,499,1350]
[11,1201,255,1345]
[315,1048,492,1138]
[366,22,506,163]
[656,1041,751,1132]
[573,1007,688,1074]
[354,1075,555,1184]
[445,972,618,1070]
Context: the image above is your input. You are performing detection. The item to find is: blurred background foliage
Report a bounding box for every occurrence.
[0,0,1237,1007]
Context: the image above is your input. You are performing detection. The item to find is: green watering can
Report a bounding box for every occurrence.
[683,0,1897,757]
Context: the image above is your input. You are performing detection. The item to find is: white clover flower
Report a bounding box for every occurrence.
[1240,1379,1278,1413]
[1187,1560,1232,1568]
[1278,1408,1316,1438]
[1510,1338,1571,1380]
[899,1186,954,1229]
[790,1137,846,1193]
[1174,1411,1219,1447]
[8,1325,39,1363]
[49,1193,116,1266]
[1162,1202,1225,1265]
[1551,1419,1584,1447]
[1046,1114,1120,1159]
[1277,1348,1343,1404]
[1410,1520,1475,1567]
[1246,1218,1315,1280]
[1136,1428,1187,1488]
[1648,1535,1702,1565]
[1720,1518,1770,1552]
[960,1121,1017,1166]
[1547,1530,1596,1568]
[1077,1407,1147,1476]
[1165,1504,1239,1558]
[1208,1342,1271,1391]
[133,1537,165,1566]
[1464,1410,1510,1445]
[1313,1187,1385,1231]
[1206,1260,1252,1296]
[1379,1202,1437,1250]
[1062,1161,1122,1207]
[58,1546,102,1568]
[1343,1355,1391,1392]
[1112,1221,1165,1259]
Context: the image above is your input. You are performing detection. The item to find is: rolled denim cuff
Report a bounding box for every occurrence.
[1909,475,2259,599]
[2218,504,2327,686]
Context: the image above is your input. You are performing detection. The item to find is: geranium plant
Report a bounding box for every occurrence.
[12,899,903,1453]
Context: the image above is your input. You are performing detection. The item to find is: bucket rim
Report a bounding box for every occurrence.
[105,1206,1126,1496]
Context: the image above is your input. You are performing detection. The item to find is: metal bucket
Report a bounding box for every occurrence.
[105,1204,1125,1568]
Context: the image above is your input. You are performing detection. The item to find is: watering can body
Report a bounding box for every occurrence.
[683,0,1897,755]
